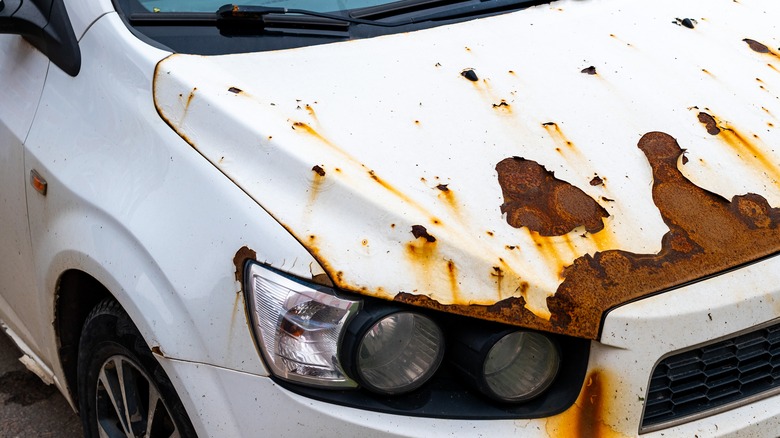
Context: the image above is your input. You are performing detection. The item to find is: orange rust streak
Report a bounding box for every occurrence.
[546,370,627,438]
[446,260,461,302]
[530,233,568,279]
[719,126,780,184]
[542,122,576,149]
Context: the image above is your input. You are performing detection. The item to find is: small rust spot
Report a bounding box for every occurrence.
[151,346,164,357]
[486,231,495,237]
[492,100,510,109]
[461,68,479,82]
[744,38,771,54]
[589,176,604,186]
[496,157,609,236]
[411,225,436,242]
[312,165,326,177]
[228,87,242,94]
[697,112,721,135]
[600,196,615,202]
[581,66,597,75]
[233,246,257,282]
[436,184,450,192]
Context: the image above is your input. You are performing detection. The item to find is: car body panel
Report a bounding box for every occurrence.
[63,0,115,40]
[153,0,780,339]
[21,12,322,379]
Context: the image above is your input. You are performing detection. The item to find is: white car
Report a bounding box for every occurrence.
[2,0,780,436]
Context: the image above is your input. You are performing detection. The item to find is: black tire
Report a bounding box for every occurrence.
[77,299,197,438]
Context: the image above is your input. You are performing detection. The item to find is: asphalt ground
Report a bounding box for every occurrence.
[0,332,82,437]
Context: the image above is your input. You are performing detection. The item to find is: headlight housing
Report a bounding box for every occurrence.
[245,262,360,387]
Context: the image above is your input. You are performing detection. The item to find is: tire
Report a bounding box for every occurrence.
[77,299,197,438]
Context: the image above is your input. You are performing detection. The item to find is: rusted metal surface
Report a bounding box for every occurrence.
[401,132,780,339]
[232,246,257,282]
[153,0,780,340]
[496,157,609,236]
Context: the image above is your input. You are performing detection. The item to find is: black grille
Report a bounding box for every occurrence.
[642,322,780,430]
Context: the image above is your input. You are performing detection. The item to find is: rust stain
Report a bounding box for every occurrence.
[697,111,780,183]
[308,165,327,206]
[398,132,780,339]
[446,260,461,302]
[496,157,609,236]
[546,370,626,437]
[542,122,575,149]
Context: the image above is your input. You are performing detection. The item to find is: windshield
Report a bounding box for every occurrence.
[139,0,396,13]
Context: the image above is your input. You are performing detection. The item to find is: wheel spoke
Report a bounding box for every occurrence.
[97,358,132,436]
[119,359,149,436]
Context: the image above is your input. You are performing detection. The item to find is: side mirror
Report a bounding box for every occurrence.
[0,0,80,76]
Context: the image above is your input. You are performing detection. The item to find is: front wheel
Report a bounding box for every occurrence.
[77,299,196,438]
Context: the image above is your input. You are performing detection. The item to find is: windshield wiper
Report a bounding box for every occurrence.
[217,5,408,29]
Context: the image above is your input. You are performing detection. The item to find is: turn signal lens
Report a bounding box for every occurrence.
[245,262,360,387]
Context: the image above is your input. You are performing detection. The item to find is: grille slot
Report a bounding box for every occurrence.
[642,323,780,431]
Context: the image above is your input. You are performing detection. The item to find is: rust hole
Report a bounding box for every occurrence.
[581,66,597,75]
[228,87,242,94]
[461,68,479,82]
[589,176,604,186]
[436,184,450,192]
[496,157,609,236]
[312,165,326,177]
[744,38,771,54]
[411,225,437,242]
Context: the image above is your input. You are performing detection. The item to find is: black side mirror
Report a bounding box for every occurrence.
[0,0,80,76]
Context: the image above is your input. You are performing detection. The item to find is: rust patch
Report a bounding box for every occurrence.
[397,132,780,339]
[233,246,257,282]
[697,112,721,135]
[581,66,597,75]
[496,157,609,236]
[411,225,436,242]
[546,370,626,437]
[589,176,604,186]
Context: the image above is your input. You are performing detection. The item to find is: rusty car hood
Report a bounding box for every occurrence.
[153,0,780,339]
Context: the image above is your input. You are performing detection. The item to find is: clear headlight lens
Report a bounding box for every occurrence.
[245,262,360,387]
[483,331,559,402]
[350,312,445,395]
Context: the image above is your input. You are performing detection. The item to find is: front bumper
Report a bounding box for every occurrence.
[161,253,780,437]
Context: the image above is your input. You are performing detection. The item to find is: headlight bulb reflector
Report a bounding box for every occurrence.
[482,331,559,402]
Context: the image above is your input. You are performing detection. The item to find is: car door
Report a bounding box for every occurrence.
[0,33,50,355]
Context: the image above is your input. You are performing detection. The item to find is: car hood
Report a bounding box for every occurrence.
[153,0,780,339]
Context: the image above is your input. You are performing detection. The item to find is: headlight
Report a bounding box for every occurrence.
[245,262,360,387]
[449,327,560,403]
[482,331,559,402]
[341,308,445,395]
